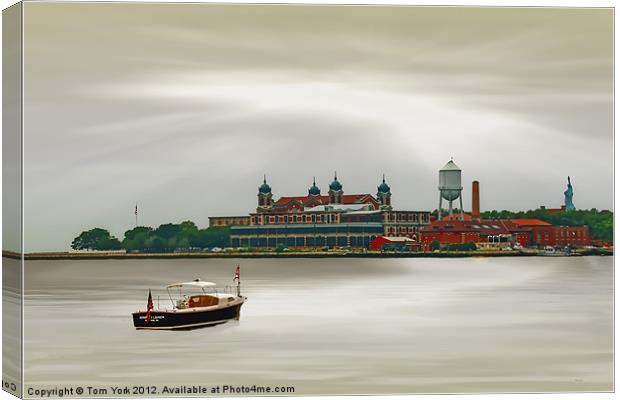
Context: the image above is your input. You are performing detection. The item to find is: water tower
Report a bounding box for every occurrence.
[438,158,464,221]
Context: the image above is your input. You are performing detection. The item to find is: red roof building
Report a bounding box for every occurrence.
[228,174,431,248]
[273,194,379,213]
[419,218,591,249]
[370,236,419,251]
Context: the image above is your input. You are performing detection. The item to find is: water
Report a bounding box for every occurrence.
[16,257,613,395]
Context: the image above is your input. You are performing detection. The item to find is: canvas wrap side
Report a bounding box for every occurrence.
[3,2,24,398]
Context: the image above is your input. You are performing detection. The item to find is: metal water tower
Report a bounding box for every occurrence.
[438,158,464,221]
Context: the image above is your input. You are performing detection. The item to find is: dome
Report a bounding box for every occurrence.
[329,172,342,191]
[308,177,321,196]
[258,175,271,194]
[377,174,391,193]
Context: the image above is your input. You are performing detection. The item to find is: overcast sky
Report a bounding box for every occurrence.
[21,4,612,251]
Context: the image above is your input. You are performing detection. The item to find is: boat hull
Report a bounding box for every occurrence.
[132,301,243,330]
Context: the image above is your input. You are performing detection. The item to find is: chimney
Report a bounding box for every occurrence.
[472,180,480,220]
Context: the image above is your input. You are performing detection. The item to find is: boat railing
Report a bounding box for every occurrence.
[213,285,241,296]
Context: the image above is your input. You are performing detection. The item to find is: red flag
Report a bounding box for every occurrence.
[233,265,240,282]
[146,289,153,322]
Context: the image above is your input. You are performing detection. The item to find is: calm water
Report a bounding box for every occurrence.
[17,257,613,395]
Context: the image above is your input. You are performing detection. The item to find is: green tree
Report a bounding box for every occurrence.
[76,220,233,253]
[154,223,182,241]
[71,228,122,250]
[431,240,441,251]
[443,242,477,251]
[196,226,231,248]
[149,236,167,253]
[121,226,153,252]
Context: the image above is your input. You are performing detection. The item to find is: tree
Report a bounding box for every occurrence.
[431,240,441,251]
[443,242,477,251]
[196,226,231,248]
[154,223,182,240]
[71,228,121,250]
[122,226,153,252]
[75,220,233,253]
[149,236,167,253]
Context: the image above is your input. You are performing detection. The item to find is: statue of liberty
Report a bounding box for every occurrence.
[564,176,576,211]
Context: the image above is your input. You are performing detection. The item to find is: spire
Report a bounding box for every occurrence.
[377,174,391,194]
[308,176,321,196]
[258,174,272,194]
[329,171,342,192]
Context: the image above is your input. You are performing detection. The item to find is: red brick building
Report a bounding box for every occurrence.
[509,219,553,247]
[369,236,418,251]
[510,219,591,248]
[420,218,591,250]
[552,226,591,247]
[229,174,430,248]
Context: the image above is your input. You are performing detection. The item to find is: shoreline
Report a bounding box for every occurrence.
[4,249,613,261]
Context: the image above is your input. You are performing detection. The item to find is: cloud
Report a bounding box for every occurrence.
[20,3,613,251]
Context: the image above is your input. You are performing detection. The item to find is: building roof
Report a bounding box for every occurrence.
[377,174,391,194]
[510,219,552,227]
[378,236,416,243]
[258,175,271,194]
[440,159,461,171]
[542,208,565,214]
[420,219,513,235]
[308,177,321,196]
[343,210,383,215]
[329,172,343,191]
[274,194,377,207]
[442,213,472,221]
[209,216,249,219]
[305,203,372,212]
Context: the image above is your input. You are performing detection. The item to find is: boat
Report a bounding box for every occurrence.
[132,272,245,330]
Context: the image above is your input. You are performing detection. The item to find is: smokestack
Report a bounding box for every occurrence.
[472,180,480,220]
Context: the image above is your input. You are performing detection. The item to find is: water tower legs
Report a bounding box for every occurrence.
[459,195,464,221]
[438,195,443,220]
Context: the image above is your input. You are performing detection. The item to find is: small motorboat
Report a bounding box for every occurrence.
[132,269,245,330]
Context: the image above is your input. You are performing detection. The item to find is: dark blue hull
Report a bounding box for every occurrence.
[133,302,243,330]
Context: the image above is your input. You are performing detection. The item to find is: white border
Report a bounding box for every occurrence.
[0,1,616,400]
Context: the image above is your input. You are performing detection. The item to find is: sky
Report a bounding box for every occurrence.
[18,3,613,252]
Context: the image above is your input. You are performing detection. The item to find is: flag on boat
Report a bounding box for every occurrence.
[233,265,240,282]
[146,289,153,322]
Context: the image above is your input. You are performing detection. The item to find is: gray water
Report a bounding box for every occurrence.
[18,257,613,395]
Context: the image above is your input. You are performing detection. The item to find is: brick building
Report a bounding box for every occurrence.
[228,174,430,248]
[420,218,591,250]
[208,216,250,227]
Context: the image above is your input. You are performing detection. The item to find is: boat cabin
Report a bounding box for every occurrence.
[167,279,237,310]
[176,294,220,309]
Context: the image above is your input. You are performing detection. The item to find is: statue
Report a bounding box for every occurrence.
[564,176,576,211]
